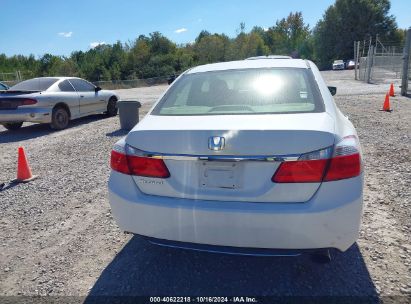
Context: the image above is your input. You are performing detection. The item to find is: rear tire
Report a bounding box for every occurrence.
[51,106,70,130]
[106,97,118,117]
[3,122,23,130]
[310,249,331,264]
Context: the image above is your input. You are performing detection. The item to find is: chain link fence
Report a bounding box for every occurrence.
[0,71,23,86]
[94,75,172,90]
[357,43,404,83]
[357,29,411,96]
[0,70,43,87]
[371,52,404,81]
[407,51,411,95]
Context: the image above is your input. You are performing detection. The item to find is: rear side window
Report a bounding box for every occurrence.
[152,68,324,116]
[58,80,75,92]
[10,78,58,91]
[69,79,95,92]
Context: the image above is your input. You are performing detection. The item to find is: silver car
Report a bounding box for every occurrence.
[332,60,345,70]
[0,77,119,130]
[0,81,9,91]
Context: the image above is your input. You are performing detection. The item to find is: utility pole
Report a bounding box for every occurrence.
[401,28,411,96]
[375,34,378,52]
[354,41,357,80]
[366,45,374,84]
[356,41,360,80]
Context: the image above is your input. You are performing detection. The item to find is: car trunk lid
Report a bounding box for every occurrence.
[126,113,335,202]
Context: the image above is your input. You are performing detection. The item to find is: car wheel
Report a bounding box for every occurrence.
[106,97,118,117]
[51,107,70,130]
[3,122,23,130]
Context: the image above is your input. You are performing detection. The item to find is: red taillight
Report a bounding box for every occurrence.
[323,153,361,181]
[272,135,362,183]
[110,148,170,178]
[127,155,170,178]
[272,159,328,183]
[20,98,37,106]
[110,150,130,175]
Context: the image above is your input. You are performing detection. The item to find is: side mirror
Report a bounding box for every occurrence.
[328,86,337,96]
[95,86,102,93]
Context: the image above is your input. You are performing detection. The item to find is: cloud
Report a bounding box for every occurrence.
[174,28,188,34]
[263,27,269,32]
[58,31,73,38]
[90,41,106,48]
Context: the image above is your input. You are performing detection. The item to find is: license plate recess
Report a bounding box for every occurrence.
[200,161,242,189]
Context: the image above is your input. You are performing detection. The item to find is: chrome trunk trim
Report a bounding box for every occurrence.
[126,145,300,162]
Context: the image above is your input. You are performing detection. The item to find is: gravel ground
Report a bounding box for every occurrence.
[0,70,410,301]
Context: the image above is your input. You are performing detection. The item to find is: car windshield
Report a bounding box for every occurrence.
[334,60,343,64]
[152,68,324,116]
[10,78,59,91]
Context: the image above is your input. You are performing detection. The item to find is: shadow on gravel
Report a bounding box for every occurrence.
[106,129,128,137]
[86,236,378,300]
[0,180,20,192]
[0,114,111,143]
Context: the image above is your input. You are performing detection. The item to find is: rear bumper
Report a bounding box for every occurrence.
[144,236,331,256]
[0,107,52,123]
[108,171,363,252]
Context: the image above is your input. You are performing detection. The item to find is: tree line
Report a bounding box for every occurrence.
[0,0,406,82]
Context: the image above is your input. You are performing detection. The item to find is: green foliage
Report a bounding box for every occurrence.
[265,12,311,58]
[194,33,230,64]
[0,1,402,80]
[313,0,400,69]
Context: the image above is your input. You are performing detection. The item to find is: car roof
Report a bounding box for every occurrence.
[24,77,87,81]
[20,77,95,88]
[187,58,309,74]
[31,76,82,80]
[246,55,292,60]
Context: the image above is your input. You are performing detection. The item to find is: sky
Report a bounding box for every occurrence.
[1,0,410,57]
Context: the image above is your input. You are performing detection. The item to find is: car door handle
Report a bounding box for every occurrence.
[80,95,84,98]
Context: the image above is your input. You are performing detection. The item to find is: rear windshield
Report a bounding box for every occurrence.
[10,78,59,91]
[152,68,324,116]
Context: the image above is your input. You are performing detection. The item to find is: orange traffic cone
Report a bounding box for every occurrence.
[389,83,395,97]
[381,93,392,112]
[15,147,37,182]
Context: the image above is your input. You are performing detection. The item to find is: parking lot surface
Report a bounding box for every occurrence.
[0,70,410,299]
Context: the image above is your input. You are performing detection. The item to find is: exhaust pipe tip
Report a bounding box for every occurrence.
[310,249,332,264]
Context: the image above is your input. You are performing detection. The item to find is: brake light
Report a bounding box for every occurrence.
[110,145,170,178]
[110,150,130,175]
[20,98,37,106]
[323,135,361,181]
[127,155,170,178]
[272,147,332,183]
[272,135,361,183]
[272,159,328,183]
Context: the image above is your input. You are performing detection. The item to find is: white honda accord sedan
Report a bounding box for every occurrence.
[108,57,363,261]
